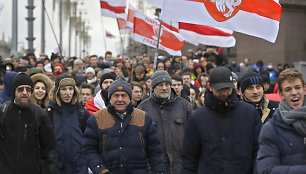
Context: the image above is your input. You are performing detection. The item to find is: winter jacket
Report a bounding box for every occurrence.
[0,102,59,174]
[85,90,107,115]
[181,89,262,174]
[257,109,306,174]
[138,90,193,174]
[83,103,166,174]
[0,71,18,104]
[47,101,90,174]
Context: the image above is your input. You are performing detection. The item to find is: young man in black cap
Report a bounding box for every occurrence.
[85,72,116,115]
[138,70,193,174]
[83,77,166,174]
[238,71,279,123]
[181,66,262,174]
[0,73,58,174]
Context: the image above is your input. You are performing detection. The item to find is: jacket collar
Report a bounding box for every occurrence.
[204,89,239,112]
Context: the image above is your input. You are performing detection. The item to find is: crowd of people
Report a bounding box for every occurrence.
[0,46,305,174]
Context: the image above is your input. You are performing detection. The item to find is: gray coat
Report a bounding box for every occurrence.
[138,90,193,174]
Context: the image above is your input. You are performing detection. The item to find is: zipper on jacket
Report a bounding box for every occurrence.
[24,124,28,140]
[102,134,106,155]
[120,122,123,133]
[139,132,145,152]
[17,110,21,174]
[304,137,306,145]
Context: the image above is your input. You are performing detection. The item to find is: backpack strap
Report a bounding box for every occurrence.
[0,102,11,139]
[78,105,88,133]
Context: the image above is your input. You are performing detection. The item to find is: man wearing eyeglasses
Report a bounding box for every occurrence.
[0,73,59,174]
[83,77,166,174]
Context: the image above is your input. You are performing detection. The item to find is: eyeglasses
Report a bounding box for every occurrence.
[16,87,32,93]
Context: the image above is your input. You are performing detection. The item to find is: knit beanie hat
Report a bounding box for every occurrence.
[74,58,83,66]
[85,67,95,75]
[151,70,172,90]
[100,72,116,88]
[108,76,132,99]
[238,71,264,94]
[12,72,34,93]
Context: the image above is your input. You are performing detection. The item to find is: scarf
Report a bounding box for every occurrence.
[280,96,306,136]
[87,76,97,85]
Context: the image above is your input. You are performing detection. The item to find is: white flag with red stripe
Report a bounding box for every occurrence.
[126,4,136,29]
[133,11,185,56]
[162,0,282,43]
[117,14,132,35]
[100,0,126,18]
[179,22,235,47]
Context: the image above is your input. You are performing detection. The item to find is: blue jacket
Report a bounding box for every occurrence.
[257,109,306,174]
[83,103,166,174]
[48,101,89,174]
[0,72,18,104]
[181,90,262,174]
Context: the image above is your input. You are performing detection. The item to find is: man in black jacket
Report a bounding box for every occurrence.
[238,71,279,123]
[181,67,262,174]
[0,73,58,174]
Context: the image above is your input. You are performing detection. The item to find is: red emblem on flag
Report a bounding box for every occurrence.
[204,0,241,22]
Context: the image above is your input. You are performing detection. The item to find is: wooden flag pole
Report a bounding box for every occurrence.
[153,19,162,72]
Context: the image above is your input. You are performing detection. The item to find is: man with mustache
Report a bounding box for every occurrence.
[85,72,116,115]
[238,71,279,123]
[0,73,58,174]
[138,70,193,174]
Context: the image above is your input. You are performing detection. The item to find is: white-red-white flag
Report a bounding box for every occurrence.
[100,0,126,18]
[126,4,136,29]
[106,30,115,38]
[162,0,282,43]
[116,14,132,35]
[133,11,185,56]
[179,22,236,47]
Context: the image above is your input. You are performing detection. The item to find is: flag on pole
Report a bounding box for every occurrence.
[100,0,126,18]
[126,4,136,29]
[133,11,184,56]
[106,30,115,38]
[117,14,132,35]
[161,0,282,43]
[179,22,236,47]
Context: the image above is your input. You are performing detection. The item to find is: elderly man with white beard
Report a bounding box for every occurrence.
[138,70,193,174]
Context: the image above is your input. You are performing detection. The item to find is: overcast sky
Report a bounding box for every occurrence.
[0,0,145,58]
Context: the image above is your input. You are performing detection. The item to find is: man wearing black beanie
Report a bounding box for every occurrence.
[238,71,279,123]
[85,72,116,115]
[0,73,59,174]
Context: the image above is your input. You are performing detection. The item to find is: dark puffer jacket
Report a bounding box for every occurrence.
[83,103,166,174]
[257,109,306,174]
[0,72,18,104]
[48,101,89,174]
[137,89,193,174]
[181,89,262,174]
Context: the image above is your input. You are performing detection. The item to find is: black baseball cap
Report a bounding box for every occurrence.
[209,66,234,90]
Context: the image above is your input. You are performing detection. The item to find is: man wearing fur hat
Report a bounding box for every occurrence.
[137,70,193,174]
[0,73,58,174]
[238,71,279,123]
[47,73,90,174]
[85,72,116,115]
[257,68,306,173]
[83,77,166,174]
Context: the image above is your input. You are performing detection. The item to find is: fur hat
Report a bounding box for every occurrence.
[49,74,80,106]
[151,70,172,89]
[74,58,83,66]
[30,73,52,107]
[108,76,132,99]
